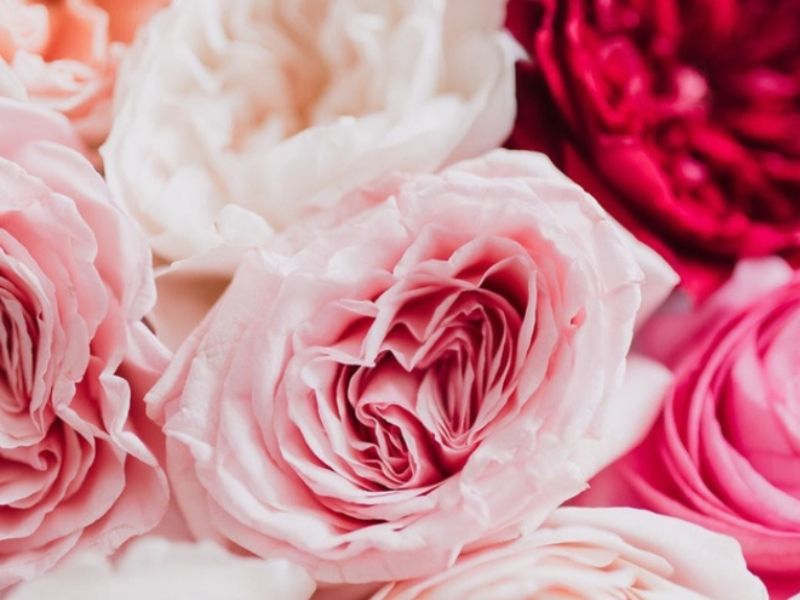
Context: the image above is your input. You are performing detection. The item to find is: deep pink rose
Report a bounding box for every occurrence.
[592,259,800,598]
[148,150,676,584]
[0,98,168,588]
[506,0,800,297]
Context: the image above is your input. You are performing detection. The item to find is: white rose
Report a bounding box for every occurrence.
[7,538,315,600]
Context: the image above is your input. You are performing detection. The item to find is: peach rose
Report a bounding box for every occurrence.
[0,0,167,154]
[0,98,169,587]
[147,150,677,584]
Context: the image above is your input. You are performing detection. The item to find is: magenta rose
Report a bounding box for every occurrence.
[506,0,800,297]
[0,98,168,588]
[595,259,800,598]
[148,150,676,584]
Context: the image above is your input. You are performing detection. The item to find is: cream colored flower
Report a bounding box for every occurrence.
[103,0,519,268]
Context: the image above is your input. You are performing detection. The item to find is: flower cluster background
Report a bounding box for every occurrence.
[0,0,797,598]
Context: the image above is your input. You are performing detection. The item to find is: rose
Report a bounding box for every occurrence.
[104,0,519,264]
[101,0,521,347]
[7,537,315,600]
[592,259,800,598]
[505,0,800,297]
[373,507,767,599]
[147,149,677,584]
[0,0,167,155]
[0,98,169,587]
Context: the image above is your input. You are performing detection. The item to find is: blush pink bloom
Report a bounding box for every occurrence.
[0,0,167,154]
[592,258,800,598]
[373,507,767,599]
[0,98,169,588]
[148,150,677,584]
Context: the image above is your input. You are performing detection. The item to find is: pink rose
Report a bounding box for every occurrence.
[0,98,168,588]
[374,507,767,599]
[148,150,676,584]
[593,258,800,598]
[0,0,167,154]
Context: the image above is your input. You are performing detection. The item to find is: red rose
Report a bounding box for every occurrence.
[506,0,800,296]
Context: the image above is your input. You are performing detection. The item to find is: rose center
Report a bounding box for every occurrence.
[0,284,38,415]
[224,1,392,150]
[328,262,531,490]
[583,0,799,223]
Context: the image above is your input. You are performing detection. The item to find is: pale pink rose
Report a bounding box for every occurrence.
[0,98,169,588]
[7,537,315,600]
[373,507,767,599]
[0,0,167,154]
[585,258,800,598]
[147,150,677,584]
[102,0,522,349]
